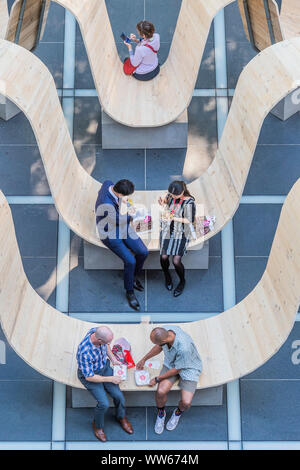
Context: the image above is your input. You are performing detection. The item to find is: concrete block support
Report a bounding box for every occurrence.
[102,110,188,149]
[0,95,21,121]
[271,88,300,121]
[83,241,209,270]
[72,386,224,408]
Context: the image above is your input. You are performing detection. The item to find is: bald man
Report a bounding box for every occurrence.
[137,326,202,434]
[77,326,133,442]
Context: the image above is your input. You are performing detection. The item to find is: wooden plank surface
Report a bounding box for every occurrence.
[6,0,50,50]
[238,0,300,50]
[238,0,283,50]
[4,0,299,126]
[47,0,237,127]
[281,0,300,39]
[1,38,300,388]
[0,0,8,39]
[0,174,299,390]
[1,37,300,252]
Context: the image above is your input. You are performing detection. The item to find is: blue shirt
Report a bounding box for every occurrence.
[77,328,108,377]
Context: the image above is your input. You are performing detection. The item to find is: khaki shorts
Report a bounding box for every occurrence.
[159,366,198,394]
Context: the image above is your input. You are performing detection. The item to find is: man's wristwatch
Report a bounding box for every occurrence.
[155,376,160,384]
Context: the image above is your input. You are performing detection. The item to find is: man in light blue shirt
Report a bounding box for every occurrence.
[137,325,202,434]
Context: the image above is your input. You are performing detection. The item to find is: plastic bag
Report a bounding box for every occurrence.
[112,337,136,369]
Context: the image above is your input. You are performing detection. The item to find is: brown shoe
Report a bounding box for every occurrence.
[119,416,133,434]
[92,421,107,442]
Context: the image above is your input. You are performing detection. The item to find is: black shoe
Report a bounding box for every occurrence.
[126,291,140,311]
[134,278,144,292]
[173,281,185,297]
[164,272,173,291]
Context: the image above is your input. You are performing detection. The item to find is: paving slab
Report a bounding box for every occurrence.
[10,205,58,257]
[146,404,228,441]
[66,406,146,441]
[244,145,300,196]
[146,257,223,313]
[0,381,53,441]
[233,204,282,257]
[241,380,300,441]
[0,145,49,196]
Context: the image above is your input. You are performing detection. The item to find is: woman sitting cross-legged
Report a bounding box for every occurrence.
[123,20,160,81]
[159,181,196,297]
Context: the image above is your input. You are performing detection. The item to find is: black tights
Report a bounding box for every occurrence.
[160,254,185,284]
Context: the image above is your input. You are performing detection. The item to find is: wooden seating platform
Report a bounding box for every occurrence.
[1,0,294,128]
[1,38,300,252]
[238,0,300,51]
[0,174,299,390]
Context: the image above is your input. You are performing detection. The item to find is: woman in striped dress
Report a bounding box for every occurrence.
[159,181,196,297]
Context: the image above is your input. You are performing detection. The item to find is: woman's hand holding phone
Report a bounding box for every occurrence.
[130,33,138,42]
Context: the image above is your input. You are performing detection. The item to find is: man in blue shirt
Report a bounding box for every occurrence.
[95,179,148,311]
[77,326,133,442]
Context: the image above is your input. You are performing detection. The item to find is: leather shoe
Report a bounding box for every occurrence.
[126,291,140,311]
[134,278,144,291]
[164,272,173,291]
[119,417,134,434]
[174,280,185,297]
[92,421,107,442]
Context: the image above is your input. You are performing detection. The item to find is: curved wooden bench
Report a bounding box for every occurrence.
[4,1,299,126]
[280,0,300,40]
[4,0,50,49]
[0,0,257,127]
[0,174,299,390]
[0,0,8,39]
[1,38,300,251]
[238,0,300,51]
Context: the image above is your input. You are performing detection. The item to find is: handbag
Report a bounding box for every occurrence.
[123,58,138,75]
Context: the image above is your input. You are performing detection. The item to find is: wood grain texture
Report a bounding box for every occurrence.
[1,38,300,252]
[6,0,50,50]
[0,174,299,390]
[281,0,300,40]
[4,0,239,127]
[4,0,299,125]
[0,0,8,39]
[0,38,300,389]
[238,0,299,51]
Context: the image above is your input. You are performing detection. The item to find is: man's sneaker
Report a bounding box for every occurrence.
[166,409,182,431]
[154,411,166,434]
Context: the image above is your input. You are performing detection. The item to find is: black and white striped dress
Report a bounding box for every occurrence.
[160,197,196,256]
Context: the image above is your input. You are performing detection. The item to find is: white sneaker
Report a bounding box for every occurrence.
[154,411,166,434]
[166,409,182,431]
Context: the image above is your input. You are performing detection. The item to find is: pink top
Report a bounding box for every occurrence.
[129,33,160,74]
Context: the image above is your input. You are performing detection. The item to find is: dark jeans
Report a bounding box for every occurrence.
[102,235,148,291]
[133,64,160,81]
[78,360,125,429]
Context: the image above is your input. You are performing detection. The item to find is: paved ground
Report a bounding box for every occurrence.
[0,0,300,450]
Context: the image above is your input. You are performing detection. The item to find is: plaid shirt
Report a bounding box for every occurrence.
[77,328,108,377]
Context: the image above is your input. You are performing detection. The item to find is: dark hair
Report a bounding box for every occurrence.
[113,179,135,196]
[137,20,155,39]
[168,180,194,200]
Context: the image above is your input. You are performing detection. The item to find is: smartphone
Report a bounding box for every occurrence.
[120,32,130,43]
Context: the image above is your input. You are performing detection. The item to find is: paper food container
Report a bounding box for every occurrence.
[145,360,161,370]
[113,365,127,381]
[134,370,150,386]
